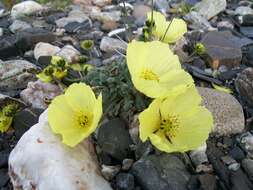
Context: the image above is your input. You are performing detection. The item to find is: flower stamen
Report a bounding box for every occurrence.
[76,112,93,128]
[140,69,159,81]
[159,114,179,143]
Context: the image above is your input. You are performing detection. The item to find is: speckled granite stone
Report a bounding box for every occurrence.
[198,87,245,136]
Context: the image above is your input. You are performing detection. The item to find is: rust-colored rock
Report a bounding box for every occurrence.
[202,31,242,69]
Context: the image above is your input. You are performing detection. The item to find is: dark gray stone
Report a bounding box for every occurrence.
[13,108,43,139]
[242,44,253,66]
[229,146,245,161]
[235,67,253,107]
[207,142,230,188]
[240,27,253,38]
[0,28,55,59]
[131,154,190,190]
[0,35,20,59]
[199,174,217,190]
[238,15,253,26]
[135,141,154,160]
[242,159,253,180]
[0,151,9,168]
[46,12,67,25]
[0,169,9,187]
[64,21,92,33]
[97,118,133,161]
[116,173,135,190]
[16,28,56,52]
[230,169,253,190]
[202,31,242,69]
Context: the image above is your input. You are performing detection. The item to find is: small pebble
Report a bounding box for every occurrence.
[228,163,240,171]
[101,165,120,181]
[229,146,245,161]
[116,173,135,190]
[122,159,134,171]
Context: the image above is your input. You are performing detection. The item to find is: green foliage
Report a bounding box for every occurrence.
[83,60,150,120]
[0,103,20,133]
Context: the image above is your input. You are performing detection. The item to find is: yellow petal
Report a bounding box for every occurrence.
[212,83,233,94]
[149,131,182,153]
[160,86,201,118]
[51,56,65,66]
[147,11,167,38]
[127,41,181,76]
[53,69,67,80]
[65,83,96,111]
[172,107,213,151]
[162,18,187,43]
[127,41,193,98]
[147,11,187,43]
[36,72,52,83]
[139,99,161,141]
[89,93,103,133]
[48,95,76,134]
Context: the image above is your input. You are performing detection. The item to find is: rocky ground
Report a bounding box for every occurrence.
[1,0,253,190]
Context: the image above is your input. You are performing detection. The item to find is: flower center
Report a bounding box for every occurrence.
[159,114,179,143]
[140,69,159,81]
[76,111,93,128]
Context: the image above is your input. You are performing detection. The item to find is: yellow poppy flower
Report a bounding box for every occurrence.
[36,67,53,83]
[126,40,194,98]
[37,65,67,83]
[139,86,213,153]
[48,83,102,147]
[147,11,187,43]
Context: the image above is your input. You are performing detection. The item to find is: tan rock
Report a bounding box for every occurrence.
[198,87,245,136]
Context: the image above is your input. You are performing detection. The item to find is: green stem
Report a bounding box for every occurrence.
[161,17,174,42]
[122,0,130,42]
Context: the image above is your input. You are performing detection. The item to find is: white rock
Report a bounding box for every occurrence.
[9,20,32,33]
[194,0,227,20]
[93,0,112,7]
[56,45,81,63]
[0,60,37,91]
[90,9,121,23]
[217,21,234,30]
[100,37,127,53]
[9,110,113,190]
[184,11,216,30]
[0,28,3,37]
[235,6,253,16]
[20,80,62,109]
[34,42,61,60]
[190,144,208,166]
[56,9,91,28]
[11,1,43,19]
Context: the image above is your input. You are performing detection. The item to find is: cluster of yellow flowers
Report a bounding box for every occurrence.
[126,11,213,153]
[47,11,213,152]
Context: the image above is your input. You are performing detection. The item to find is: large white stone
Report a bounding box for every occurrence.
[100,37,127,53]
[20,80,62,109]
[9,20,32,33]
[9,110,113,190]
[34,42,61,60]
[56,45,81,63]
[194,0,227,20]
[11,1,43,19]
